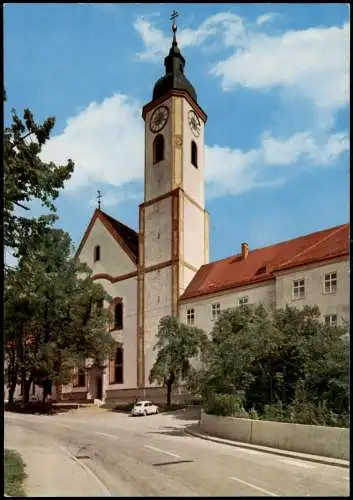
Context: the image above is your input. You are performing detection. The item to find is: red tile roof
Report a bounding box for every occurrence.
[180,223,349,301]
[75,209,139,264]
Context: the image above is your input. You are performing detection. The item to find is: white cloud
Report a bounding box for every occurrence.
[261,131,349,166]
[256,13,278,26]
[40,95,348,203]
[133,17,169,61]
[88,186,143,208]
[205,130,349,197]
[213,21,349,113]
[134,12,349,118]
[40,94,144,191]
[134,12,246,60]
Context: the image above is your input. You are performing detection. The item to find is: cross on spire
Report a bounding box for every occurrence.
[97,190,102,210]
[170,9,179,37]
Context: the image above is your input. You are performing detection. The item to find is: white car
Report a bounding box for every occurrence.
[131,400,159,416]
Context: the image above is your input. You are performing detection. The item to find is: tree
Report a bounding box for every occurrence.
[193,304,349,423]
[4,227,115,403]
[149,316,208,406]
[4,90,74,256]
[196,304,279,403]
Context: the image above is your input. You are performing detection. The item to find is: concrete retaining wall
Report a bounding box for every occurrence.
[200,411,349,460]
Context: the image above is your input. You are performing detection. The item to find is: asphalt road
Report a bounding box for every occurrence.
[5,408,349,497]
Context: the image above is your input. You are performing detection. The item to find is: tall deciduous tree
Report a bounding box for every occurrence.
[192,304,349,421]
[4,90,74,256]
[149,316,208,406]
[4,227,115,403]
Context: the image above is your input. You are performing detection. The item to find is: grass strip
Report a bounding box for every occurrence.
[4,449,27,497]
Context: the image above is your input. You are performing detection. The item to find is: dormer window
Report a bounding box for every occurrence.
[94,245,100,262]
[191,141,198,168]
[153,134,165,164]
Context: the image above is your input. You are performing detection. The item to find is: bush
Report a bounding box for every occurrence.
[260,400,349,427]
[288,400,349,427]
[5,401,55,415]
[262,401,289,423]
[204,393,249,417]
[247,406,259,420]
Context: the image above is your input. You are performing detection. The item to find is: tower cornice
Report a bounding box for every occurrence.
[142,89,207,124]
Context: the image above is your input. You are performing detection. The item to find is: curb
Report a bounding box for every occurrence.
[184,426,349,469]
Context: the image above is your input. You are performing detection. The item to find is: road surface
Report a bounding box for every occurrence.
[5,408,349,497]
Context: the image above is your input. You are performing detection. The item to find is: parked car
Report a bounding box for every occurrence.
[131,400,159,416]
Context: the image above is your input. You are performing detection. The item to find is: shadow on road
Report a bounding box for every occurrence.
[153,460,194,467]
[148,424,198,438]
[5,402,79,416]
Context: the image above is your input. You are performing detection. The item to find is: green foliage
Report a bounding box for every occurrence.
[262,401,289,422]
[149,315,208,404]
[4,449,27,497]
[4,91,74,254]
[204,393,249,418]
[192,304,349,427]
[4,227,115,401]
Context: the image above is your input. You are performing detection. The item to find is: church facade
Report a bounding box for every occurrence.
[59,26,349,404]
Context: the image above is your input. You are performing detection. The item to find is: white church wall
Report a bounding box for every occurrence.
[179,281,275,334]
[144,197,172,267]
[78,218,136,277]
[182,99,205,208]
[144,99,173,202]
[144,266,172,385]
[103,275,138,390]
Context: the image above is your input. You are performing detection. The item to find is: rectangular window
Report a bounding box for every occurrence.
[293,279,305,299]
[115,347,123,384]
[324,272,337,294]
[73,366,86,387]
[114,302,123,330]
[186,308,195,325]
[325,314,338,327]
[212,303,221,321]
[109,345,124,384]
[238,296,249,307]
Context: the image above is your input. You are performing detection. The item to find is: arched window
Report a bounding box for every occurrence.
[191,141,198,168]
[153,134,164,164]
[94,245,100,262]
[114,302,123,330]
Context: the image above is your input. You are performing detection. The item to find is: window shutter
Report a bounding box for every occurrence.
[109,358,115,384]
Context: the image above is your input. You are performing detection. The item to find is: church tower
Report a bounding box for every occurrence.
[137,14,209,387]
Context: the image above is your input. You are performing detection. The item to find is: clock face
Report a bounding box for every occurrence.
[188,110,201,137]
[150,106,169,133]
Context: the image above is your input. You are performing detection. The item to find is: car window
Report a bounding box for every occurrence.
[135,402,142,406]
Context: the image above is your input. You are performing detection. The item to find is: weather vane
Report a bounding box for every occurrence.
[170,9,179,34]
[97,190,102,210]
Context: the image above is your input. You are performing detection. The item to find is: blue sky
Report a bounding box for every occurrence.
[4,3,349,265]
